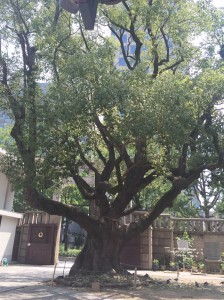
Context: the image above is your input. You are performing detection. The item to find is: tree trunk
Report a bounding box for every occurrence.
[69,232,123,275]
[205,209,210,219]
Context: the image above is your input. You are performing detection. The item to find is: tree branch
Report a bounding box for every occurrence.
[75,138,100,176]
[24,186,100,236]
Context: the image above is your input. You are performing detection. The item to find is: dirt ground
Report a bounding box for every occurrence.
[54,271,224,300]
[85,271,224,300]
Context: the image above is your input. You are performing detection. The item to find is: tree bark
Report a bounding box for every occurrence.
[69,231,123,275]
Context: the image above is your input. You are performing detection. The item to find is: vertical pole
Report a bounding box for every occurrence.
[63,260,67,276]
[148,226,153,269]
[177,264,179,278]
[52,263,57,285]
[133,267,137,289]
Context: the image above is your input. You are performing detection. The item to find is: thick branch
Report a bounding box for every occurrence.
[95,115,132,168]
[75,138,99,176]
[24,187,100,236]
[70,171,96,200]
[124,168,205,240]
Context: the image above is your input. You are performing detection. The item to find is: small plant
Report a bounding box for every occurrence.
[59,243,82,257]
[169,261,177,270]
[184,256,195,270]
[175,231,196,270]
[197,261,205,272]
[176,231,194,247]
[153,259,159,266]
[152,259,159,271]
[220,262,224,272]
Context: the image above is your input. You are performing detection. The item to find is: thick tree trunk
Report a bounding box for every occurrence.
[69,233,123,275]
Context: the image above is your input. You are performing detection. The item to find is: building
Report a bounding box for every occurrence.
[0,157,23,263]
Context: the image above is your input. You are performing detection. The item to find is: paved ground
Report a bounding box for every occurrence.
[0,262,138,299]
[0,261,73,293]
[1,262,224,299]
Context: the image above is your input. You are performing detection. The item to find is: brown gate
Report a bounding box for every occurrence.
[25,224,57,265]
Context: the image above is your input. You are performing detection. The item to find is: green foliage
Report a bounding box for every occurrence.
[59,243,81,257]
[220,261,224,271]
[197,261,205,271]
[215,201,224,218]
[12,189,32,213]
[0,2,224,259]
[179,231,194,247]
[60,184,89,213]
[174,232,196,269]
[168,192,200,217]
[152,259,159,266]
[167,168,224,218]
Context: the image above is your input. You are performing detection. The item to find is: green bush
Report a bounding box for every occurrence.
[59,244,82,257]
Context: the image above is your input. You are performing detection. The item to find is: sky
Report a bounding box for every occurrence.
[212,0,224,7]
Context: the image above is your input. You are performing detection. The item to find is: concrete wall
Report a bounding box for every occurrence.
[0,215,18,262]
[122,213,224,270]
[152,229,224,271]
[152,228,174,265]
[49,215,61,264]
[0,172,14,211]
[140,227,153,269]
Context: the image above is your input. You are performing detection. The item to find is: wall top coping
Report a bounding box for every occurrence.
[132,211,224,222]
[0,209,23,219]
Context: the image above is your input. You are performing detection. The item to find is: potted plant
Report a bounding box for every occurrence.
[197,261,205,273]
[152,259,159,271]
[169,261,177,271]
[221,252,224,261]
[220,262,224,274]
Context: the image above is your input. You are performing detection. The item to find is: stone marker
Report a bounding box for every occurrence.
[91,281,100,292]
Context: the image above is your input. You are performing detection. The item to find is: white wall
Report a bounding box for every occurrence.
[0,172,14,211]
[0,215,18,262]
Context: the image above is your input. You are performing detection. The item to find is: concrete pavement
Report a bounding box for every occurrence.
[0,261,73,293]
[1,262,224,299]
[0,262,137,299]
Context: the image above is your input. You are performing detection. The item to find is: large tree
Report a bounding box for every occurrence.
[0,0,224,274]
[187,170,224,218]
[167,170,224,218]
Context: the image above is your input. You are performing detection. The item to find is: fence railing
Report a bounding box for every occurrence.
[122,211,224,233]
[20,211,224,233]
[18,211,50,225]
[159,216,224,233]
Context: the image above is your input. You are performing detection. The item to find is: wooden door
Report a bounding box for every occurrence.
[25,224,57,265]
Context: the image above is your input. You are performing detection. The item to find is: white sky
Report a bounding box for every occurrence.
[212,0,224,7]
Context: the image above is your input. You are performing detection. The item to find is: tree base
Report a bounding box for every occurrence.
[69,234,123,276]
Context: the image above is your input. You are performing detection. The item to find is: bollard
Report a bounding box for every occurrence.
[177,265,180,278]
[63,261,67,277]
[91,281,100,292]
[2,258,8,267]
[133,267,137,289]
[52,263,58,285]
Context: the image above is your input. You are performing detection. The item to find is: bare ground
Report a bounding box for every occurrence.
[55,270,224,299]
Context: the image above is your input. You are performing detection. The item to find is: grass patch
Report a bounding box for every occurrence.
[59,244,82,257]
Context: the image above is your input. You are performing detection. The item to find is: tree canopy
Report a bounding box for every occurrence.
[0,0,224,273]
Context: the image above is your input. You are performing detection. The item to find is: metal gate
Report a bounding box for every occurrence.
[25,224,57,265]
[13,211,60,265]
